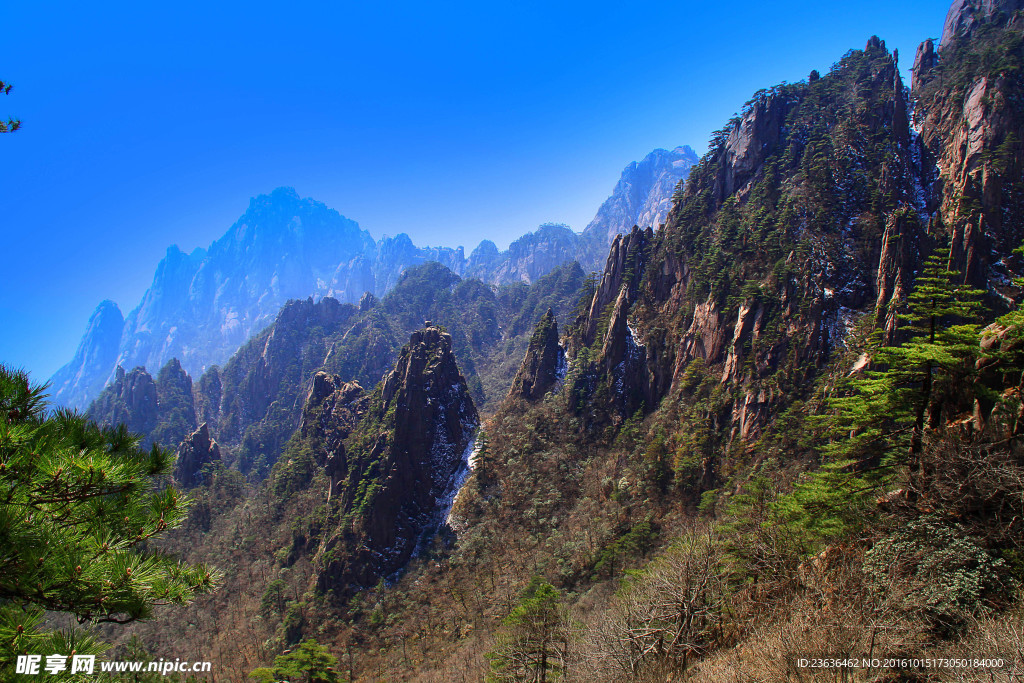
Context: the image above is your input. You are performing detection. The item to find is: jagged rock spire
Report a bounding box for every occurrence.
[173,423,221,488]
[317,325,478,592]
[510,309,564,401]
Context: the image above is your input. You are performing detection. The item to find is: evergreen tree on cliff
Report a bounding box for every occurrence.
[0,365,220,673]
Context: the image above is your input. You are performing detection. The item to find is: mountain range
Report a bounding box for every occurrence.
[40,0,1024,678]
[48,146,697,411]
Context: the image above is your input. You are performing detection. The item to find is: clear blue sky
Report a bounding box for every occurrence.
[0,0,951,381]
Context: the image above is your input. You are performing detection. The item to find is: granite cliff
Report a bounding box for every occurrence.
[86,358,197,450]
[564,23,1024,445]
[314,326,478,591]
[509,308,565,402]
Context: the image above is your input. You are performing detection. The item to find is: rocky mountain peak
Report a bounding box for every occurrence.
[317,325,478,590]
[942,0,1024,46]
[48,300,125,410]
[715,91,792,206]
[86,357,199,451]
[298,372,370,500]
[86,365,159,440]
[912,38,937,90]
[301,372,368,444]
[173,423,221,488]
[509,309,564,401]
[580,226,654,350]
[358,291,378,312]
[917,3,1024,294]
[583,146,698,250]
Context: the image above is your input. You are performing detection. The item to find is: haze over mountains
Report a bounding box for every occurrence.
[48,145,697,410]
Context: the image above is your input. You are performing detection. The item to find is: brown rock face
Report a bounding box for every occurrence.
[317,327,478,591]
[916,10,1024,295]
[298,372,370,499]
[173,423,222,488]
[510,309,564,401]
[86,366,159,439]
[942,0,1024,46]
[714,92,791,206]
[875,207,925,340]
[912,39,937,91]
[576,226,653,352]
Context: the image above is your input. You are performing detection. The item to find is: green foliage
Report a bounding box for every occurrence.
[272,442,319,499]
[863,517,1011,634]
[261,579,288,617]
[850,253,980,453]
[0,366,220,675]
[487,578,570,683]
[250,638,342,683]
[0,79,19,133]
[770,462,875,545]
[591,518,656,579]
[182,461,248,533]
[782,252,986,545]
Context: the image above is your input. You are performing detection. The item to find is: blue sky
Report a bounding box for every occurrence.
[0,0,950,381]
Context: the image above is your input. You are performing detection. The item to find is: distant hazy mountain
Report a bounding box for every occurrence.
[47,300,125,411]
[582,145,699,249]
[50,146,696,410]
[50,188,463,409]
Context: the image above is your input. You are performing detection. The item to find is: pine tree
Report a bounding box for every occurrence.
[830,250,982,477]
[781,250,985,541]
[487,578,571,683]
[249,639,341,683]
[0,79,20,133]
[0,365,220,673]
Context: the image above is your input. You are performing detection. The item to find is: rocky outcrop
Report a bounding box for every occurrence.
[358,292,378,312]
[875,207,926,340]
[582,146,698,249]
[193,367,222,433]
[86,365,159,441]
[565,226,658,421]
[510,310,564,401]
[579,227,654,351]
[149,358,198,451]
[48,301,124,410]
[173,423,221,488]
[86,358,202,450]
[916,6,1024,295]
[298,372,370,500]
[715,92,792,206]
[941,0,1024,45]
[317,326,478,591]
[912,39,937,91]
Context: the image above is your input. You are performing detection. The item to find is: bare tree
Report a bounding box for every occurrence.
[578,528,727,681]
